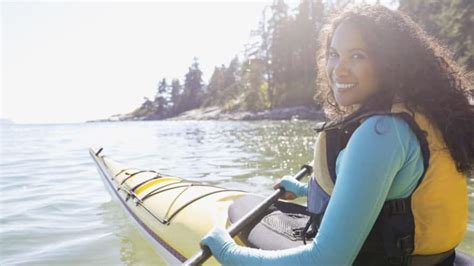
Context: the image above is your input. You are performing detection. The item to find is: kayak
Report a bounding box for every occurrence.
[90,148,249,265]
[89,148,473,265]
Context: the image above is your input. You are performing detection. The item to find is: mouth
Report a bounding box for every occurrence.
[334,82,357,93]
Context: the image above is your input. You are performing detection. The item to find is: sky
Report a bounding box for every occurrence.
[2,0,290,124]
[1,0,394,124]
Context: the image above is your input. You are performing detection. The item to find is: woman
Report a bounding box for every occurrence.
[201,5,473,265]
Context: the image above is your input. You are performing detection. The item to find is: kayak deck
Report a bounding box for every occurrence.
[90,148,246,265]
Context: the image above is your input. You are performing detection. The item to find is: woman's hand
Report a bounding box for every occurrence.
[273,177,297,200]
[273,175,309,200]
[200,226,237,264]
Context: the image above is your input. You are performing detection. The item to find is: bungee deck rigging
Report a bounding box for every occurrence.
[104,152,244,225]
[119,169,160,185]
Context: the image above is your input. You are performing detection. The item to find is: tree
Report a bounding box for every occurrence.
[204,56,241,107]
[246,7,274,108]
[241,59,268,112]
[399,0,473,70]
[170,78,183,114]
[155,78,169,117]
[204,65,226,106]
[224,56,240,90]
[182,57,205,111]
[241,0,325,109]
[130,97,156,119]
[276,0,322,107]
[268,0,291,108]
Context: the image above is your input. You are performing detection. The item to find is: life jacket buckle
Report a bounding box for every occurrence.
[292,228,305,238]
[397,235,414,254]
[387,235,413,266]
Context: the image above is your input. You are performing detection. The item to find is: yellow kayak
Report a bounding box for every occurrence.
[89,148,252,265]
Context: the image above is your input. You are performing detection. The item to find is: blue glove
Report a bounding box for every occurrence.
[200,226,239,264]
[278,175,309,197]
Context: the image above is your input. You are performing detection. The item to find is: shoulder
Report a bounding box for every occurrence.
[355,115,413,138]
[349,115,419,156]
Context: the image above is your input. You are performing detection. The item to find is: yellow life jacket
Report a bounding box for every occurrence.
[310,104,468,263]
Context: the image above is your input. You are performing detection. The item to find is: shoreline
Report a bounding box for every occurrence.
[87,105,326,123]
[169,105,325,121]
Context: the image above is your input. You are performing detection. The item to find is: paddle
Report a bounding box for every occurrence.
[184,163,313,266]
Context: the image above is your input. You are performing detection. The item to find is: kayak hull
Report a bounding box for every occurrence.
[90,148,246,265]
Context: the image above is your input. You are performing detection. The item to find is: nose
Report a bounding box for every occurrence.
[333,59,350,79]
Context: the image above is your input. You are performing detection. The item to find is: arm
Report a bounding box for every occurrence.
[202,116,420,265]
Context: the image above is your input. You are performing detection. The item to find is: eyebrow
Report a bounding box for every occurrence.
[329,47,368,53]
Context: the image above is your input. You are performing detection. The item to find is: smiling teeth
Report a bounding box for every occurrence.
[335,83,357,89]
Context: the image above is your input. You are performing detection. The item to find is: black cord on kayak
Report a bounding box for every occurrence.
[95,147,103,156]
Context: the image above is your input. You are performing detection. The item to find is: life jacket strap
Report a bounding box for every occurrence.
[388,198,408,215]
[379,197,415,265]
[301,213,321,244]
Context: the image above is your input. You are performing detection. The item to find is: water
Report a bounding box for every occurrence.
[1,121,472,265]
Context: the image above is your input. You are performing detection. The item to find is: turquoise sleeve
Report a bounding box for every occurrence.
[205,116,424,265]
[279,176,309,197]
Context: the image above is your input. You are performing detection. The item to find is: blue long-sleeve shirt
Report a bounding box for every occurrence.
[202,115,424,265]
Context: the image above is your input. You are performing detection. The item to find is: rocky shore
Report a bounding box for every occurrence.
[87,105,325,123]
[170,105,324,121]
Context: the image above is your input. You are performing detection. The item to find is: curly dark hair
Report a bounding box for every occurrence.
[315,5,474,173]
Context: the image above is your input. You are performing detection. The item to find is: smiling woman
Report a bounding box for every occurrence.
[325,21,379,108]
[200,4,474,265]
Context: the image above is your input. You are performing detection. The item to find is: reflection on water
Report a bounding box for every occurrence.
[100,202,165,265]
[0,121,472,265]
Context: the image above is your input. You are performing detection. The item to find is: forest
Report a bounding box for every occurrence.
[127,0,473,121]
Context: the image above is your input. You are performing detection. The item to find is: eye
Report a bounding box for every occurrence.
[352,52,366,60]
[328,51,339,59]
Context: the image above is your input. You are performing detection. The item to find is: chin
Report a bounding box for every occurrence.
[334,96,356,107]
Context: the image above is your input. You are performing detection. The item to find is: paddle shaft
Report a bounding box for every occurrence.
[184,164,313,266]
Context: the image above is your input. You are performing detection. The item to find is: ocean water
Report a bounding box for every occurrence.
[0,121,472,265]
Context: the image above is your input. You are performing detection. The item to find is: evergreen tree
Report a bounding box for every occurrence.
[204,65,226,106]
[155,78,169,117]
[277,0,322,107]
[242,0,325,109]
[263,0,324,107]
[130,97,156,118]
[203,56,241,107]
[182,57,204,111]
[224,56,240,89]
[268,0,290,108]
[170,78,183,114]
[241,59,268,111]
[247,7,273,108]
[217,56,242,106]
[399,0,473,70]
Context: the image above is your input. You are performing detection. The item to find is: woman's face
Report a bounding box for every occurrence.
[326,22,379,107]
